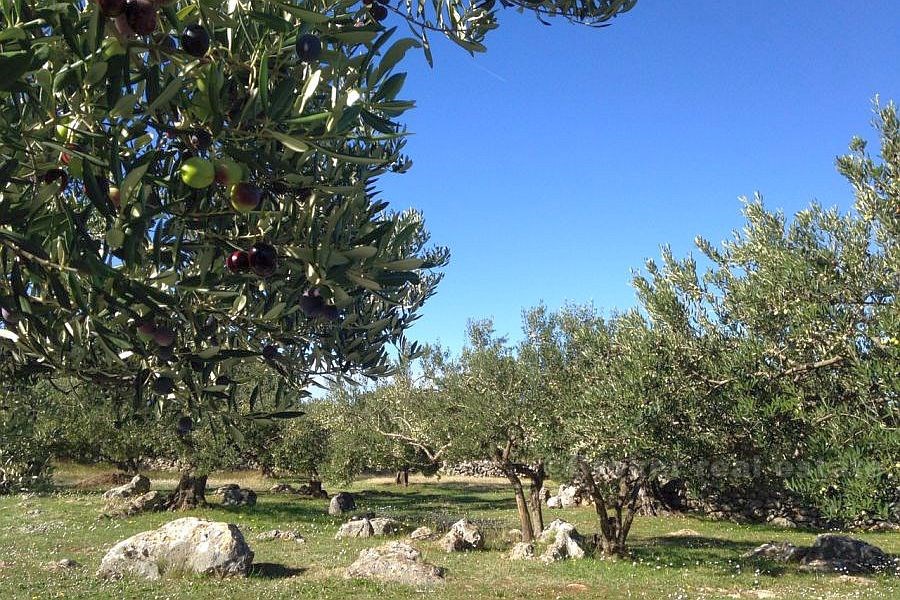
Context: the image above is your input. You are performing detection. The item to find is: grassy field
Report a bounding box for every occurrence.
[0,464,897,599]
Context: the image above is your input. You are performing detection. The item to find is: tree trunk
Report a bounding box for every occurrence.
[503,465,534,542]
[167,472,208,510]
[576,457,626,556]
[527,460,546,535]
[395,467,410,486]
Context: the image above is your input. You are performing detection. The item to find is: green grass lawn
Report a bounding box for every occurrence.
[0,465,897,599]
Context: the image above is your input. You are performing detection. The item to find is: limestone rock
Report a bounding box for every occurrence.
[221,487,257,508]
[508,542,535,561]
[336,518,374,539]
[103,490,165,518]
[438,519,484,552]
[547,496,562,509]
[345,541,444,586]
[44,558,80,572]
[257,529,304,543]
[409,526,434,541]
[329,492,355,516]
[101,474,150,501]
[767,516,797,529]
[269,483,297,494]
[799,535,896,575]
[541,528,585,563]
[557,484,582,508]
[370,517,404,536]
[504,528,523,542]
[742,541,805,562]
[540,519,580,543]
[97,517,253,580]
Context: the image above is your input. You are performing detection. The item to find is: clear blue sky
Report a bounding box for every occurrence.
[378,1,900,353]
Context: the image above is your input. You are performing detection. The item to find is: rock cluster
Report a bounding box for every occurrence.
[546,484,586,509]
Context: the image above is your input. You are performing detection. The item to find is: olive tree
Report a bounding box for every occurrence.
[0,0,636,502]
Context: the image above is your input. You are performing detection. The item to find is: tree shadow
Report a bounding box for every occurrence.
[629,535,790,575]
[250,563,307,579]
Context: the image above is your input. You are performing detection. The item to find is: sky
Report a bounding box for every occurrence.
[377,1,900,354]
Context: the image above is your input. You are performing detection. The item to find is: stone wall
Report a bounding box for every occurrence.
[438,461,506,478]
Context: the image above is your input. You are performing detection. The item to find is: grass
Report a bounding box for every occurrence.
[0,464,897,599]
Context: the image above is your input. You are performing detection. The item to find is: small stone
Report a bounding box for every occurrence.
[102,474,150,501]
[336,518,374,539]
[329,492,355,516]
[44,558,80,572]
[768,516,797,529]
[508,542,534,561]
[370,517,404,536]
[257,529,304,543]
[409,526,434,540]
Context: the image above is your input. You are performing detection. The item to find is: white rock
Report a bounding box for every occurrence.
[345,541,444,586]
[540,519,579,543]
[409,526,434,540]
[97,517,253,580]
[541,529,585,563]
[508,542,535,561]
[101,475,150,501]
[438,519,484,552]
[336,518,374,539]
[370,517,404,536]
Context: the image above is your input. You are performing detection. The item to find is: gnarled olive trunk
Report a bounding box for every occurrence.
[527,460,546,535]
[576,457,639,557]
[501,463,535,542]
[167,472,208,510]
[395,467,410,486]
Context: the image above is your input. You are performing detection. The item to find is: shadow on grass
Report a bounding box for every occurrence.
[629,535,789,575]
[250,563,307,579]
[355,488,514,513]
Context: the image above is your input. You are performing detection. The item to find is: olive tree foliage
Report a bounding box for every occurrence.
[623,103,900,522]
